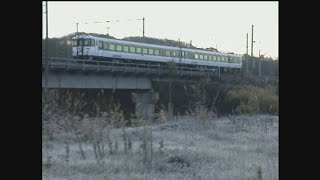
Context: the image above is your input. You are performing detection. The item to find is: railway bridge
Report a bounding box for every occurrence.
[42,57,239,121]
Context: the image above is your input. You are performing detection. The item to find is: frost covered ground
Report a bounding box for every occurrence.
[42,115,278,180]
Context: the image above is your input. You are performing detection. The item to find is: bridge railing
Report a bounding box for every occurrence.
[42,57,218,77]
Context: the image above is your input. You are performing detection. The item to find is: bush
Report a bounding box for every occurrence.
[227,85,278,115]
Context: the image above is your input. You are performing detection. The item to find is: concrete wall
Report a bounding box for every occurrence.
[42,71,152,89]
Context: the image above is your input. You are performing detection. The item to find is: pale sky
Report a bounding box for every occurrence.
[42,1,278,58]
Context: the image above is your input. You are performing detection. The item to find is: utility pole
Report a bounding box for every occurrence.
[251,25,253,57]
[259,50,260,57]
[251,25,254,76]
[245,33,249,77]
[76,22,79,34]
[45,0,49,97]
[107,26,110,37]
[246,33,248,55]
[259,50,261,77]
[142,17,145,37]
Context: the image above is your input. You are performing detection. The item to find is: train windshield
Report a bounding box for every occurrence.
[72,39,95,46]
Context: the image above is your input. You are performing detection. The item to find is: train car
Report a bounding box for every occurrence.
[71,35,242,69]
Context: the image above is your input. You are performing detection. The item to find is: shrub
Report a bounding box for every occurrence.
[227,85,278,115]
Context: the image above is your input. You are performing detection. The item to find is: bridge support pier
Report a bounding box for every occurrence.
[131,90,158,122]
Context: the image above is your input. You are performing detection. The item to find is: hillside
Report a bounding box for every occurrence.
[42,33,197,58]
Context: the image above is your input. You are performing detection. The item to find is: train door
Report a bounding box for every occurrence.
[181,50,186,65]
[81,39,84,59]
[227,56,231,63]
[95,40,99,58]
[76,38,84,59]
[97,41,104,58]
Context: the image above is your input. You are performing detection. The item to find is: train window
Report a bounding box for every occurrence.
[209,56,212,60]
[154,49,159,55]
[72,40,77,46]
[136,47,141,53]
[98,41,103,49]
[195,54,199,59]
[159,50,163,56]
[91,39,95,46]
[103,42,108,50]
[217,56,220,61]
[148,49,154,55]
[172,51,176,57]
[116,45,122,51]
[109,44,115,51]
[143,48,148,54]
[78,40,83,46]
[189,52,195,59]
[130,46,135,53]
[84,39,90,46]
[199,54,203,59]
[204,55,207,60]
[185,51,188,58]
[123,46,129,52]
[165,50,170,56]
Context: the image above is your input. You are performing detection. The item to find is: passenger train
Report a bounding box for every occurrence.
[72,35,242,69]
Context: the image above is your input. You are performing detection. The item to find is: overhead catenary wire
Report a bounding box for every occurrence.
[76,18,144,37]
